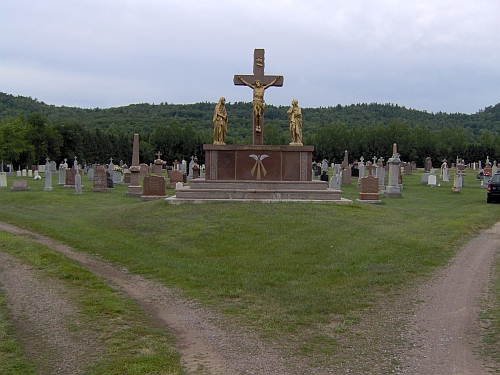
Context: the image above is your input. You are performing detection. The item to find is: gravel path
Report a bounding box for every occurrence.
[0,221,498,374]
[398,222,500,374]
[0,252,103,375]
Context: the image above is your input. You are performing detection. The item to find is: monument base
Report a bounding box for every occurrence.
[141,195,166,202]
[356,198,382,204]
[166,179,352,204]
[126,185,142,198]
[384,186,402,198]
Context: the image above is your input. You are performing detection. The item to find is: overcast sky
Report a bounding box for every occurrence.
[1,0,499,114]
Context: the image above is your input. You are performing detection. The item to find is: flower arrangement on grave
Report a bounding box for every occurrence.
[113,166,123,173]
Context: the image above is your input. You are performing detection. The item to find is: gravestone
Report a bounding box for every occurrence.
[341,167,352,185]
[493,161,498,175]
[27,170,33,177]
[425,157,432,172]
[357,162,381,203]
[481,175,491,189]
[168,169,185,188]
[65,168,76,187]
[58,164,66,185]
[140,163,149,178]
[44,160,52,191]
[193,164,200,179]
[442,165,449,182]
[233,48,284,145]
[113,170,122,184]
[11,180,29,191]
[106,172,114,188]
[127,134,143,198]
[87,167,95,181]
[6,164,13,177]
[329,174,341,190]
[428,172,437,187]
[0,171,7,187]
[452,170,461,193]
[22,169,27,177]
[75,172,82,194]
[180,160,187,174]
[49,161,57,173]
[123,172,131,184]
[141,175,167,201]
[404,163,412,175]
[484,162,493,176]
[16,166,21,177]
[188,156,195,179]
[91,165,108,192]
[153,151,164,176]
[377,163,386,190]
[356,157,365,189]
[321,159,329,173]
[342,150,349,169]
[333,164,342,176]
[384,143,402,198]
[108,158,115,175]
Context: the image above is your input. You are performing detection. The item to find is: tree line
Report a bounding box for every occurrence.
[1,92,499,169]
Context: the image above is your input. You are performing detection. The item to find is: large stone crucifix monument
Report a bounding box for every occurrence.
[234,48,283,146]
[168,48,349,204]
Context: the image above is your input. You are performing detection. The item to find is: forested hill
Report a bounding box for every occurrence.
[2,92,500,167]
[1,92,500,143]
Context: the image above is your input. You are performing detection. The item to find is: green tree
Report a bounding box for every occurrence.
[0,117,34,167]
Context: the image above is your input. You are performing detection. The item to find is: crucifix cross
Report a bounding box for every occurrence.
[366,161,374,176]
[156,151,162,160]
[234,49,284,145]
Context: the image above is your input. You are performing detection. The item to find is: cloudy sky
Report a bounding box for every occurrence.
[1,0,499,114]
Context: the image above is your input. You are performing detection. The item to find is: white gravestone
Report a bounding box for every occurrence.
[0,172,7,187]
[74,172,83,194]
[44,166,53,191]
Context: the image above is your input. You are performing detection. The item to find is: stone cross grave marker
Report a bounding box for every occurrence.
[234,49,284,146]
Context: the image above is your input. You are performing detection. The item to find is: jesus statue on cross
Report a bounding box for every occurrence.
[236,75,281,134]
[234,49,284,145]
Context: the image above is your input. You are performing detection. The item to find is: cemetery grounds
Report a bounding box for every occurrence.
[0,169,500,374]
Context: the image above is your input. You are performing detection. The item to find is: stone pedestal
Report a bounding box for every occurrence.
[126,166,142,198]
[167,144,351,204]
[204,144,313,181]
[384,149,402,198]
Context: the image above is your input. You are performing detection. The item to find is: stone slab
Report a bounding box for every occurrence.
[167,179,351,204]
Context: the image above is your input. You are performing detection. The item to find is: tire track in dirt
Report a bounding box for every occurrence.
[0,252,103,374]
[0,222,293,375]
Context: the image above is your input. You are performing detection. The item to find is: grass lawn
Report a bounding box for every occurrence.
[0,168,499,368]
